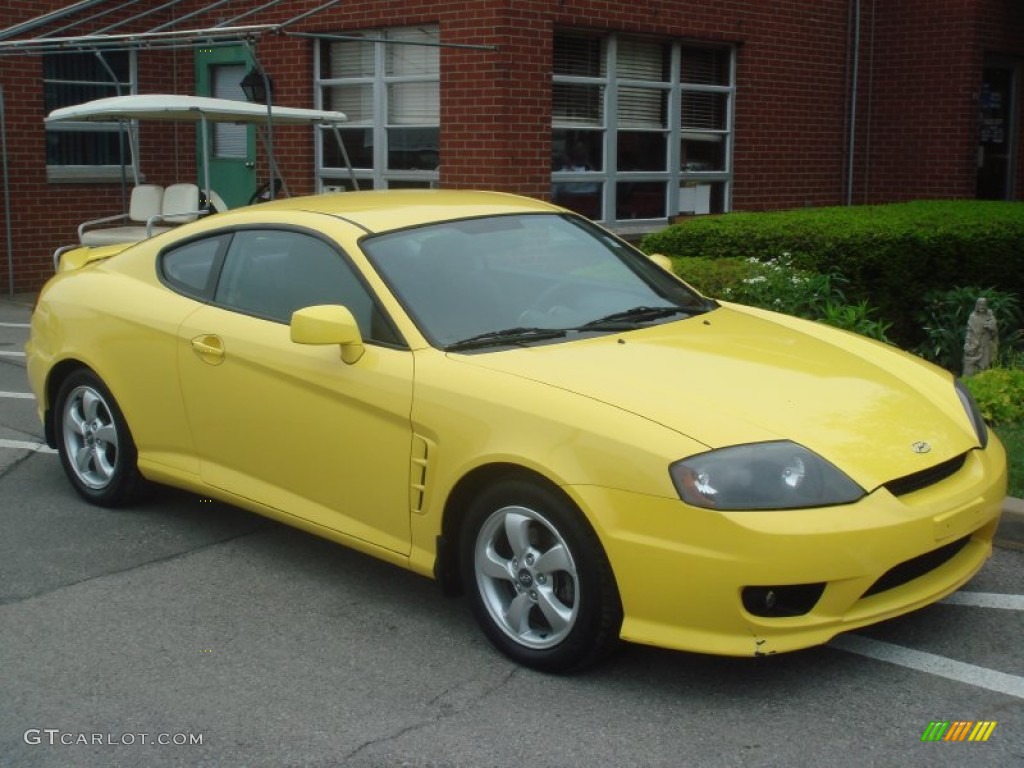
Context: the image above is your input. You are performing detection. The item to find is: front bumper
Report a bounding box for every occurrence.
[569,437,1007,657]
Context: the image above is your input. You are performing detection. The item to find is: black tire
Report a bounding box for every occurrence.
[460,478,622,673]
[53,369,144,507]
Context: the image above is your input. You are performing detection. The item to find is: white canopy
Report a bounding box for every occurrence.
[46,94,347,126]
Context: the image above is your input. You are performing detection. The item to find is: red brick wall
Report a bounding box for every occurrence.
[855,1,980,203]
[3,0,1023,292]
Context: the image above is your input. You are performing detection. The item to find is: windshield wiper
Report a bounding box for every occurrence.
[445,326,567,351]
[577,305,691,330]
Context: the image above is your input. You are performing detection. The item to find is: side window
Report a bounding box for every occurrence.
[214,229,401,344]
[160,236,228,300]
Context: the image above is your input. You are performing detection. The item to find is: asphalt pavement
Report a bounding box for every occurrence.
[2,290,1022,767]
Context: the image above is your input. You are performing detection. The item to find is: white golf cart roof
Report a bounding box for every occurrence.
[45,94,348,126]
[45,94,354,261]
[46,93,353,218]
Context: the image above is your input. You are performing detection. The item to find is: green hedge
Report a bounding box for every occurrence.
[641,201,1024,346]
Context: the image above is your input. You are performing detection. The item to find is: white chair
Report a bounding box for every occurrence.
[79,184,164,245]
[146,183,206,237]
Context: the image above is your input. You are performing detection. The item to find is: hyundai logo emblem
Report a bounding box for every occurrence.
[911,441,931,454]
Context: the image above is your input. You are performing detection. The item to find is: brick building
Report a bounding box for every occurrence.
[1,0,1022,292]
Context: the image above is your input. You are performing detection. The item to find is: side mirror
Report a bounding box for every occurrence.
[648,253,674,272]
[290,305,365,364]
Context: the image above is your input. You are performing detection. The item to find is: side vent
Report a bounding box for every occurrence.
[410,434,434,515]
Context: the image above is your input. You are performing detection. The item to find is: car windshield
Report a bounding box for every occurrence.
[361,213,713,350]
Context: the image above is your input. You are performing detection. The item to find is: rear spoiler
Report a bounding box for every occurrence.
[53,242,132,273]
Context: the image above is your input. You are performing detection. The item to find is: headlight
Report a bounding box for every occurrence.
[669,441,865,510]
[955,379,988,449]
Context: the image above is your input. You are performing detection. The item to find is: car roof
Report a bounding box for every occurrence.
[244,189,562,234]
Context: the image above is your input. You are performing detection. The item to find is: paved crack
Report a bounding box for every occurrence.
[0,523,271,606]
[342,665,521,763]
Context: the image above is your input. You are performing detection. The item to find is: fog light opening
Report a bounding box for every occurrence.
[742,583,825,617]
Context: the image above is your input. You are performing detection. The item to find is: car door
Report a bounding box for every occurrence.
[176,228,414,554]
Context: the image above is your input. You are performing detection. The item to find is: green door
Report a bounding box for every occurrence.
[195,46,257,209]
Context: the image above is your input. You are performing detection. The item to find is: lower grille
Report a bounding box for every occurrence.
[862,535,970,598]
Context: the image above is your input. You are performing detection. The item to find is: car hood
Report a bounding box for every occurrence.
[451,305,977,491]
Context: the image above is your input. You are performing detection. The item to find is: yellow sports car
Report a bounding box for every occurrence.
[27,190,1006,672]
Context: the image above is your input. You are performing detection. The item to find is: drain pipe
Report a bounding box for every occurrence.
[1,85,13,295]
[846,0,861,205]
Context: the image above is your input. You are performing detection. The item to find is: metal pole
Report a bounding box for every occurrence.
[263,68,275,200]
[0,85,13,296]
[846,0,861,206]
[331,124,359,191]
[200,115,212,204]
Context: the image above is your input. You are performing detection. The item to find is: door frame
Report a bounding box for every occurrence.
[195,46,258,208]
[977,56,1020,201]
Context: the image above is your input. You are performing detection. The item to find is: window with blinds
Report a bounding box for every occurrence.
[212,64,248,160]
[317,27,440,189]
[552,32,734,223]
[616,38,669,130]
[43,51,135,169]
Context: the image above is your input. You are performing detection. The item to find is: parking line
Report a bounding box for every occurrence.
[832,634,1024,700]
[941,591,1024,611]
[0,438,56,454]
[0,391,34,399]
[0,350,26,357]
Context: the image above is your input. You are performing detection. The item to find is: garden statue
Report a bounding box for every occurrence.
[962,297,998,376]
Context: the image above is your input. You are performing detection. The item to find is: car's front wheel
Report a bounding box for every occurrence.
[54,369,143,507]
[461,479,622,673]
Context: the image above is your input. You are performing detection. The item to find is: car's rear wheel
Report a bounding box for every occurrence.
[461,478,622,673]
[54,370,143,507]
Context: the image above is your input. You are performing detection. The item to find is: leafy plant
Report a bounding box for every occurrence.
[996,421,1024,499]
[962,367,1024,426]
[670,252,892,341]
[817,299,893,342]
[715,253,845,318]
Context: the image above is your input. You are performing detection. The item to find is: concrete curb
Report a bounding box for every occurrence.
[996,496,1024,551]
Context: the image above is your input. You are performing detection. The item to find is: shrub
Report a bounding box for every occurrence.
[641,200,1024,348]
[668,255,758,297]
[962,368,1024,426]
[667,253,892,342]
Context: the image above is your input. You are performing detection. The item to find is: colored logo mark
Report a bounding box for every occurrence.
[921,721,997,742]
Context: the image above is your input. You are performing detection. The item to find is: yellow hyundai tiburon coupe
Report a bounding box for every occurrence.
[27,191,1006,672]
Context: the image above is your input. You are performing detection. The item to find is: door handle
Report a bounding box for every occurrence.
[191,334,225,364]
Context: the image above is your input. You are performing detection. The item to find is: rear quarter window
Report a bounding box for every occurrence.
[160,236,228,300]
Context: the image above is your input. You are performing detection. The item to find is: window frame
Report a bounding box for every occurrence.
[552,32,735,228]
[157,226,408,349]
[314,27,441,192]
[43,49,138,183]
